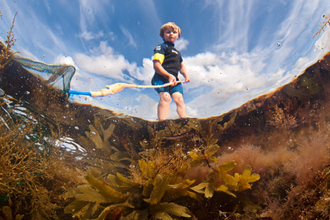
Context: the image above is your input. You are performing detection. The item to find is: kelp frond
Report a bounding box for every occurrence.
[63,131,260,220]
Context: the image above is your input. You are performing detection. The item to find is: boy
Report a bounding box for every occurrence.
[151,22,190,121]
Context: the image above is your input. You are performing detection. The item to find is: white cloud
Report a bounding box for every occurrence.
[137,0,162,28]
[54,55,75,66]
[176,38,189,51]
[129,58,154,84]
[78,0,113,37]
[131,94,159,119]
[17,48,39,61]
[184,52,265,89]
[79,30,104,41]
[205,0,252,53]
[182,51,268,115]
[73,41,137,81]
[42,0,52,14]
[120,26,137,48]
[315,29,330,53]
[5,7,67,61]
[78,0,108,25]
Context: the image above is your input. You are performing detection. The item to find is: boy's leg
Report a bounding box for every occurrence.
[158,92,172,121]
[172,92,186,118]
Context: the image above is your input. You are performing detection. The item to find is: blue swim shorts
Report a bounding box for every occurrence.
[151,73,183,95]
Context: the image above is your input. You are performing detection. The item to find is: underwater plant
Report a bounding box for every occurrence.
[0,87,86,220]
[0,42,82,219]
[0,115,57,219]
[63,150,197,219]
[63,119,261,220]
[0,12,17,70]
[314,13,330,37]
[0,206,24,220]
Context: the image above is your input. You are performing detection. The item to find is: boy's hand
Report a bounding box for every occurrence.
[168,75,177,85]
[184,75,191,83]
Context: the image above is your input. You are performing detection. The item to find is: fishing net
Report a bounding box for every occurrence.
[14,56,76,94]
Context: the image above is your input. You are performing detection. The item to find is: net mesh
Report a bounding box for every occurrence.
[14,56,75,94]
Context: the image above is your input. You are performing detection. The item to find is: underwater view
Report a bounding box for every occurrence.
[1,1,330,219]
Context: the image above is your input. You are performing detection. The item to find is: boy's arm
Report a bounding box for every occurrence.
[180,63,190,82]
[153,60,177,84]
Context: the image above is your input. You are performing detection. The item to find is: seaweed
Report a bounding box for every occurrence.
[314,13,330,37]
[0,46,81,219]
[63,160,196,219]
[0,206,23,220]
[0,11,17,70]
[0,114,57,219]
[190,159,260,198]
[63,124,260,220]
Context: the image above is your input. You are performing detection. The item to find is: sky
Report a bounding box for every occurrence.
[0,0,330,120]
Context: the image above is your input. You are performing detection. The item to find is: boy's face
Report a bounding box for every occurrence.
[163,28,179,43]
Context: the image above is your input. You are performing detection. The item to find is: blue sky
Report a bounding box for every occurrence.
[1,0,330,120]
